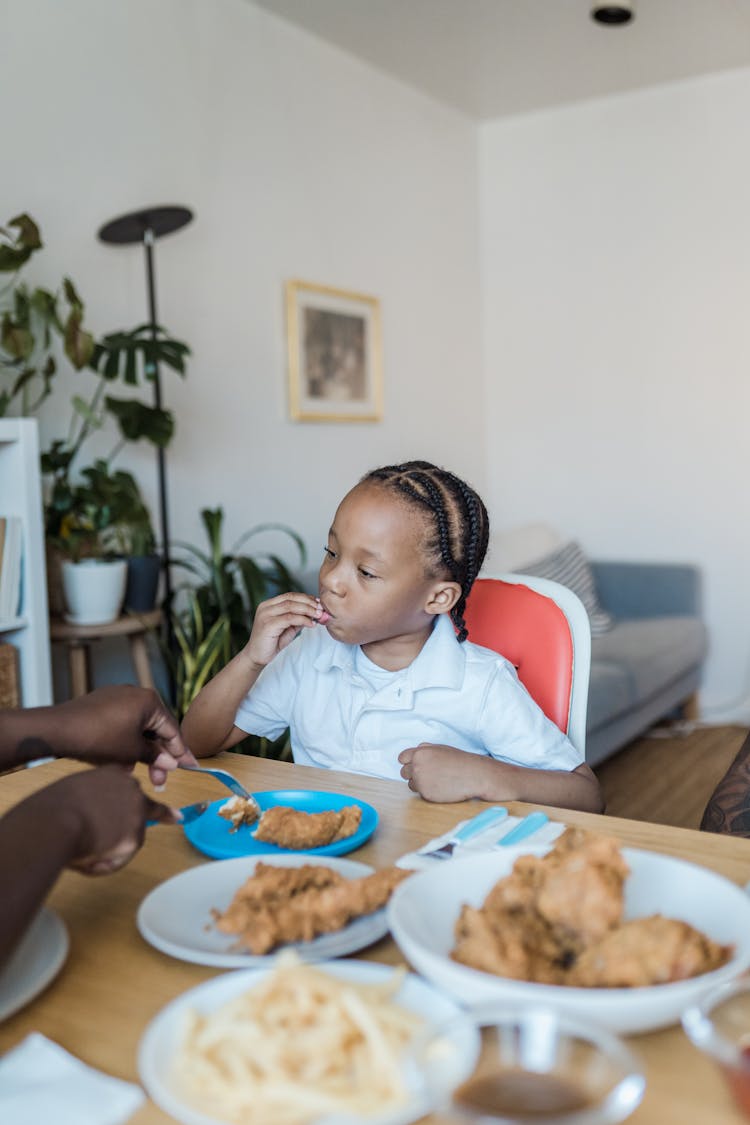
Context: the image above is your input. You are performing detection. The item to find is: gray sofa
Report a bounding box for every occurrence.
[585,561,708,767]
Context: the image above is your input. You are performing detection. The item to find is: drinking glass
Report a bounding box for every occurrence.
[682,977,750,1118]
[409,1005,645,1125]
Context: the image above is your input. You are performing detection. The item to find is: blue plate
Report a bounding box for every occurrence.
[183,789,378,860]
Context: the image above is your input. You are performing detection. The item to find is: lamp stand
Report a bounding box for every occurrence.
[97,204,193,700]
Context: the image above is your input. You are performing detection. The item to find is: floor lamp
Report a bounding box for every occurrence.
[97,204,193,696]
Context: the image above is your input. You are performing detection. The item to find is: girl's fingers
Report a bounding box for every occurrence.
[258,608,322,633]
[263,592,319,613]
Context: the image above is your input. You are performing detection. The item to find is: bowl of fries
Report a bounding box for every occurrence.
[138,953,480,1125]
[408,1005,645,1124]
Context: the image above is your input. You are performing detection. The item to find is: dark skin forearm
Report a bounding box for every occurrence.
[0,792,82,967]
[701,733,750,837]
[0,766,173,970]
[0,686,193,785]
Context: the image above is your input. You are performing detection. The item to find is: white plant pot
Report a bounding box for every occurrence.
[61,559,127,626]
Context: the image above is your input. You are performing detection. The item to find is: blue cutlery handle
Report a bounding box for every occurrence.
[497,811,549,846]
[455,806,509,842]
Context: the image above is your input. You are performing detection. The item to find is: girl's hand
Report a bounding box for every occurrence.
[398,743,494,803]
[243,593,326,670]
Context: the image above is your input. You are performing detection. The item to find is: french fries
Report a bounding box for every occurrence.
[171,953,423,1124]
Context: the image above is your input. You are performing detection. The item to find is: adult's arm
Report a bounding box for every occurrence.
[0,685,195,785]
[0,765,173,968]
[700,733,750,836]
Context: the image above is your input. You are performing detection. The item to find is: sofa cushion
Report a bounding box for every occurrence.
[586,662,633,732]
[521,540,614,636]
[587,616,708,730]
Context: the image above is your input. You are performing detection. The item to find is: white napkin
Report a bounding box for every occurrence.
[396,812,565,870]
[0,1033,145,1125]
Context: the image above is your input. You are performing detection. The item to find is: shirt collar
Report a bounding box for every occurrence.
[312,613,465,689]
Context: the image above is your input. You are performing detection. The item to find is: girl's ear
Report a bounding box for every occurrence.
[426,581,462,616]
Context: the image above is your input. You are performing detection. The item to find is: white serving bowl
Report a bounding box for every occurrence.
[387,846,750,1035]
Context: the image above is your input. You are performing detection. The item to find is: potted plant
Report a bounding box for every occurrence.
[168,507,306,759]
[120,512,161,614]
[0,212,189,614]
[46,460,129,625]
[100,465,161,613]
[46,458,165,622]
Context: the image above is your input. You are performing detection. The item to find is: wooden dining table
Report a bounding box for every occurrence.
[2,752,750,1124]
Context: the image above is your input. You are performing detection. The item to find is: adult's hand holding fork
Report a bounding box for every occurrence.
[4,685,198,787]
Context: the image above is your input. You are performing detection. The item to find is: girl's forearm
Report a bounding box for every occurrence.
[477,759,604,813]
[181,649,264,757]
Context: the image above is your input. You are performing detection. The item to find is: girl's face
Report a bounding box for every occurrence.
[318,483,457,666]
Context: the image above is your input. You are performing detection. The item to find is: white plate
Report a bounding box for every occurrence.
[0,907,69,1021]
[137,854,390,967]
[388,844,750,1035]
[138,959,480,1125]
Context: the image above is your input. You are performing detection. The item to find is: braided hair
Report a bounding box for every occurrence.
[361,460,489,642]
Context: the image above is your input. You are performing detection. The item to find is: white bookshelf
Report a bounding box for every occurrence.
[0,418,52,705]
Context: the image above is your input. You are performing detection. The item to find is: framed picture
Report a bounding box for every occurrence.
[285,280,383,422]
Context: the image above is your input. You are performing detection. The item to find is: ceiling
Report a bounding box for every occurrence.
[253,0,750,120]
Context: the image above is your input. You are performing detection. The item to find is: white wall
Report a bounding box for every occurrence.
[479,68,750,721]
[3,0,483,695]
[6,1,747,721]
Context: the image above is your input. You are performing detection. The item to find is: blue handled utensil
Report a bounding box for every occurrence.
[147,800,210,828]
[496,810,549,847]
[422,805,509,860]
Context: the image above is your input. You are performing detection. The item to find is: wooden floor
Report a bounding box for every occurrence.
[593,722,749,830]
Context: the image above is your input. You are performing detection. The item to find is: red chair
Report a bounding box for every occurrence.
[463,574,591,756]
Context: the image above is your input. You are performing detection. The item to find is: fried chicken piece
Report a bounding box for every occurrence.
[334,804,363,841]
[566,915,733,988]
[215,862,344,915]
[454,852,572,982]
[218,795,260,832]
[453,903,566,983]
[452,828,633,983]
[214,865,411,955]
[451,828,730,990]
[254,804,362,849]
[534,829,629,953]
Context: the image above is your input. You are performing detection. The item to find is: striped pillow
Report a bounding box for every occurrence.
[519,540,614,635]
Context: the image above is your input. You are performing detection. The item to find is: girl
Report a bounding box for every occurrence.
[182,461,602,811]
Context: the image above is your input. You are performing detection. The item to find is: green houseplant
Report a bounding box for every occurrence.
[0,212,189,616]
[0,213,188,433]
[46,458,161,624]
[168,507,307,758]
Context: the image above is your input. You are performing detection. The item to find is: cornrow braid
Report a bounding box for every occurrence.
[361,460,489,642]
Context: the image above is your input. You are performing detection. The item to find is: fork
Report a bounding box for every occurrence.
[421,805,509,860]
[147,800,210,827]
[178,762,255,801]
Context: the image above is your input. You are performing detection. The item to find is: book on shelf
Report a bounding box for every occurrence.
[0,516,23,621]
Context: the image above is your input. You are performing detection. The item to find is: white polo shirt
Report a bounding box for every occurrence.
[234,614,581,782]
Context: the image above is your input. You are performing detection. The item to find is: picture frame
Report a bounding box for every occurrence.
[285,279,383,422]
